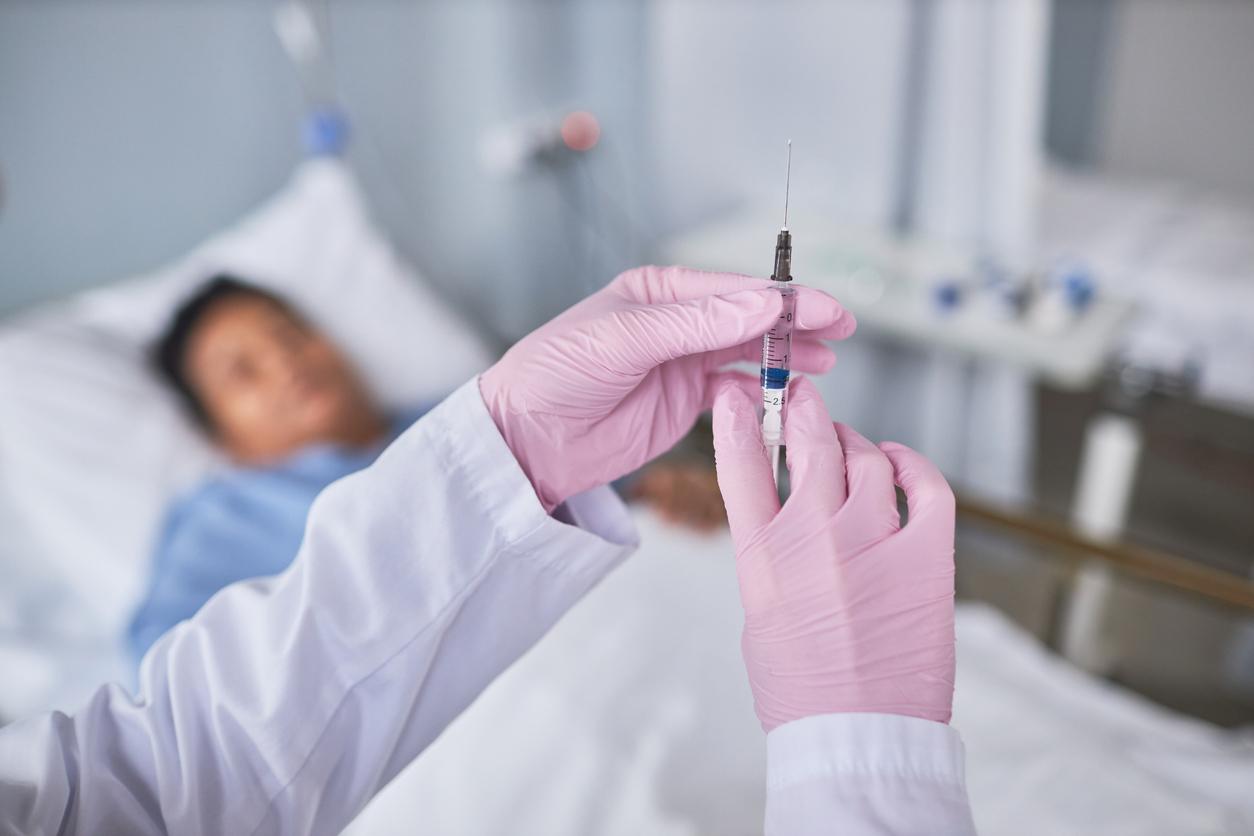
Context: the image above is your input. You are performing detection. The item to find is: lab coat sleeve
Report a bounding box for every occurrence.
[764,713,978,835]
[0,379,638,836]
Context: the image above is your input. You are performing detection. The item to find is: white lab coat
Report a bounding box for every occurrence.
[0,380,976,835]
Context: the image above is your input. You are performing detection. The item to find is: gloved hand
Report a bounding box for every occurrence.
[711,375,956,732]
[479,266,856,511]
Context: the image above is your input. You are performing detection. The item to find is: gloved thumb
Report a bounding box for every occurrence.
[711,373,780,546]
[782,377,847,515]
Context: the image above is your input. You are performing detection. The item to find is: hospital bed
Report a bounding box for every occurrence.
[0,160,493,720]
[2,162,1252,835]
[341,509,1254,836]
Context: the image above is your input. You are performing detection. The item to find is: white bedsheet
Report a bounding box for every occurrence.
[0,479,132,724]
[346,509,1254,836]
[956,603,1254,835]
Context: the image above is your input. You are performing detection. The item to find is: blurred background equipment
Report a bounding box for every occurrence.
[2,0,1253,833]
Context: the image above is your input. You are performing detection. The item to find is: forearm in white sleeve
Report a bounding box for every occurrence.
[0,379,637,836]
[764,714,978,835]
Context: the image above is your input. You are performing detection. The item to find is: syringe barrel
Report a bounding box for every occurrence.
[760,283,796,447]
[760,284,796,380]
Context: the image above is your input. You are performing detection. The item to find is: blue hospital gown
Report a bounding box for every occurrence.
[126,407,431,663]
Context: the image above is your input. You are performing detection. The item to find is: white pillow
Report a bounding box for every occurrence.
[0,160,494,635]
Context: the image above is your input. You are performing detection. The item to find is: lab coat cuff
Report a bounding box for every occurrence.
[766,712,968,795]
[436,379,639,554]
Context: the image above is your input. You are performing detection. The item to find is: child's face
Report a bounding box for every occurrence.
[183,294,380,463]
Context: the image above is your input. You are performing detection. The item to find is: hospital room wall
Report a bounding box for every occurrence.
[0,2,304,315]
[6,1,1254,328]
[320,1,654,338]
[0,0,1090,323]
[0,1,652,340]
[645,1,909,236]
[0,0,916,336]
[1046,0,1254,202]
[1095,0,1254,201]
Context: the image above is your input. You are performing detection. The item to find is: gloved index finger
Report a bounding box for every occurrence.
[612,265,773,304]
[834,422,901,535]
[611,290,781,374]
[782,377,846,515]
[612,267,856,341]
[792,285,855,341]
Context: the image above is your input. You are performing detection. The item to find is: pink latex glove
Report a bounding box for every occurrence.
[479,266,856,512]
[711,375,956,732]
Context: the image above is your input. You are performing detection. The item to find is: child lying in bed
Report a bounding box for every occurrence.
[126,277,724,661]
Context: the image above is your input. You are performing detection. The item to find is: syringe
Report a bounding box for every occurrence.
[761,141,796,485]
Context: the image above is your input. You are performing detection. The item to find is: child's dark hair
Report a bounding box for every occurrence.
[152,275,292,427]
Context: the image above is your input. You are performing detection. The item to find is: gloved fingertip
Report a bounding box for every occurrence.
[807,345,838,373]
[833,421,872,448]
[803,312,858,341]
[784,339,837,376]
[782,379,833,440]
[788,375,823,401]
[793,287,845,325]
[828,313,859,340]
[702,370,757,411]
[713,378,759,434]
[835,312,857,338]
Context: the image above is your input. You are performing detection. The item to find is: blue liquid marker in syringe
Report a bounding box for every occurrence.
[761,140,796,486]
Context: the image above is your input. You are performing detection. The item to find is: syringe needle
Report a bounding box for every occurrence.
[783,139,792,230]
